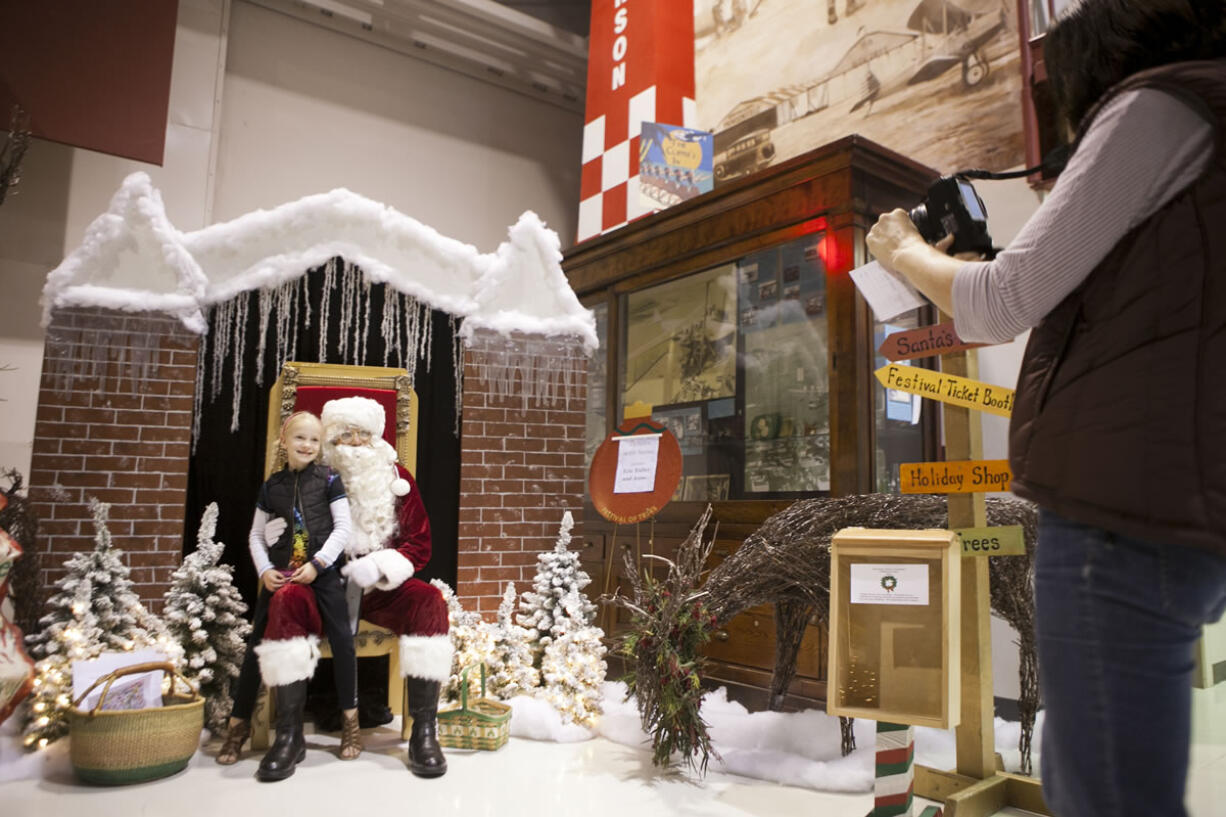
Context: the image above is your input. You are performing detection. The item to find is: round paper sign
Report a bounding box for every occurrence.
[588,419,682,524]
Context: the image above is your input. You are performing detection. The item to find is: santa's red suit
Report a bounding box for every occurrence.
[343,462,452,683]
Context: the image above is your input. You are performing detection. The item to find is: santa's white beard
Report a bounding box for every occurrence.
[325,442,398,557]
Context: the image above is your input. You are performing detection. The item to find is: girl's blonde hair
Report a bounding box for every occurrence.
[279,410,322,446]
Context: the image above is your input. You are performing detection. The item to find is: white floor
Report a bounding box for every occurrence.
[3,713,1224,817]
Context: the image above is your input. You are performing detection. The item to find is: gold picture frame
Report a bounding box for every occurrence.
[263,361,418,478]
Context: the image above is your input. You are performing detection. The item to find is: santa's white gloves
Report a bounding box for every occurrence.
[342,555,382,589]
[264,516,288,544]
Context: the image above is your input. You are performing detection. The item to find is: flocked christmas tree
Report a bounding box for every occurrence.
[539,588,606,728]
[515,511,606,726]
[516,511,597,660]
[485,582,539,700]
[431,578,496,704]
[163,502,251,733]
[23,499,179,748]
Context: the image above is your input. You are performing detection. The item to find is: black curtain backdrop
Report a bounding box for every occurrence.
[184,262,460,614]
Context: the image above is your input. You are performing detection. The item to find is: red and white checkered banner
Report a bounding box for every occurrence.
[577,0,696,242]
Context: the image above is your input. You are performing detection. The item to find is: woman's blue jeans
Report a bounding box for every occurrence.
[1035,509,1226,817]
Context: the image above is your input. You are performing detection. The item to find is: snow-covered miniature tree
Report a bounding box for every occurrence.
[485,582,539,700]
[539,589,607,728]
[431,579,496,704]
[23,500,179,748]
[516,511,596,661]
[163,503,251,733]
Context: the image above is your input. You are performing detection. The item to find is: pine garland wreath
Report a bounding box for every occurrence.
[516,510,596,660]
[538,589,606,728]
[22,499,179,748]
[486,582,539,699]
[163,503,251,733]
[431,579,495,703]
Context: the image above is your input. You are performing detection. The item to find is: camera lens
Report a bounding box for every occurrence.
[909,204,934,242]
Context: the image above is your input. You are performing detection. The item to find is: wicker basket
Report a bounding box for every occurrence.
[69,661,204,785]
[436,665,510,751]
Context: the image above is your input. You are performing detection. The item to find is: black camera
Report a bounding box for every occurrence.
[909,175,995,258]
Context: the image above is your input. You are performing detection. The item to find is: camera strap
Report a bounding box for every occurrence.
[956,144,1072,182]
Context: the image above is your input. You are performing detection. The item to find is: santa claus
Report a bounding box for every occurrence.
[319,396,452,777]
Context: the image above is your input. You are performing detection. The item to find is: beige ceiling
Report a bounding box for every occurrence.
[246,0,589,112]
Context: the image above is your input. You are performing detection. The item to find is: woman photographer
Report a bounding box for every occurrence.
[866,2,1226,815]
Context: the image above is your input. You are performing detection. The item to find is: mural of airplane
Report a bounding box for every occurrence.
[712,0,1009,181]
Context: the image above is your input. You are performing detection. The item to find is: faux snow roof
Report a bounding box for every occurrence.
[41,172,597,351]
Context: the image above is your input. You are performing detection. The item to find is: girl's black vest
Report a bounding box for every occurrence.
[262,462,338,569]
[1009,60,1226,557]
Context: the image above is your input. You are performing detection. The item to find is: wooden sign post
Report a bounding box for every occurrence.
[882,318,1048,816]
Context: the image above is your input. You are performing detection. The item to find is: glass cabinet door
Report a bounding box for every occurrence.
[614,233,834,501]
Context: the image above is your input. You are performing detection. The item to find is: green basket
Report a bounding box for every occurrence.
[69,661,204,785]
[436,665,510,751]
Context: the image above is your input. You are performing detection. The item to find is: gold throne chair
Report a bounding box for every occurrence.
[251,362,418,749]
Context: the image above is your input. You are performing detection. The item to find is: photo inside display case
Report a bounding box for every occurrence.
[617,235,833,500]
[739,238,830,494]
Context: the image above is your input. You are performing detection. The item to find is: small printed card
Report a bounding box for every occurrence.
[849,563,930,606]
[72,649,168,711]
[613,434,661,494]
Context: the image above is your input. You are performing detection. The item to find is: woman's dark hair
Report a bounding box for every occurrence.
[1044,0,1226,130]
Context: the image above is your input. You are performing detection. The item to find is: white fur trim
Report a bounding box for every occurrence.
[255,635,321,686]
[369,548,415,590]
[321,396,386,439]
[391,477,410,496]
[399,635,454,682]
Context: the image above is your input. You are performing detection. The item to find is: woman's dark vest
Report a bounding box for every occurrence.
[1008,60,1226,557]
[262,462,337,569]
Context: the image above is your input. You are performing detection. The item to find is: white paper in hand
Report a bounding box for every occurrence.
[849,260,928,322]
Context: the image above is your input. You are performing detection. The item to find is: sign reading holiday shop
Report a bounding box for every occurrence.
[577,0,697,242]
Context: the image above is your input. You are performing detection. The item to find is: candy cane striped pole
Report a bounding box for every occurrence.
[873,721,915,817]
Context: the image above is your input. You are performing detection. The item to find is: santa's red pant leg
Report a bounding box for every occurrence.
[255,584,323,685]
[360,578,452,682]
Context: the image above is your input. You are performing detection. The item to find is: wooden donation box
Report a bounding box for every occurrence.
[827,528,961,729]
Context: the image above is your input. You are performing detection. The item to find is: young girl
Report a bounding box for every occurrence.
[215,411,359,780]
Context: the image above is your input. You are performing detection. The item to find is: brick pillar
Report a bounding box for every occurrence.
[457,329,588,618]
[27,307,198,613]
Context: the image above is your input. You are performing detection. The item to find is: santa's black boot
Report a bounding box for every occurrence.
[257,680,308,782]
[406,678,447,777]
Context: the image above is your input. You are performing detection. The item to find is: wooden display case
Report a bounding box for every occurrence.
[565,136,940,706]
[827,527,961,729]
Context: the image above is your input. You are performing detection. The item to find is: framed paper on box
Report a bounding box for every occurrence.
[827,527,961,729]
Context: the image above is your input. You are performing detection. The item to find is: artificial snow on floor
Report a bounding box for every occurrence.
[508,681,1040,792]
[1,681,1041,792]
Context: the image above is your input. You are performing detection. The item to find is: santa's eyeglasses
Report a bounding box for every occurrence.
[331,426,373,445]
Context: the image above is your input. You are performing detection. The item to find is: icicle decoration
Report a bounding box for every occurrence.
[318,258,337,363]
[464,330,587,412]
[194,261,465,443]
[452,316,465,436]
[192,334,206,452]
[44,323,163,398]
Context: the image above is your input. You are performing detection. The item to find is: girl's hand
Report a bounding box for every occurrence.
[262,569,288,593]
[291,563,318,585]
